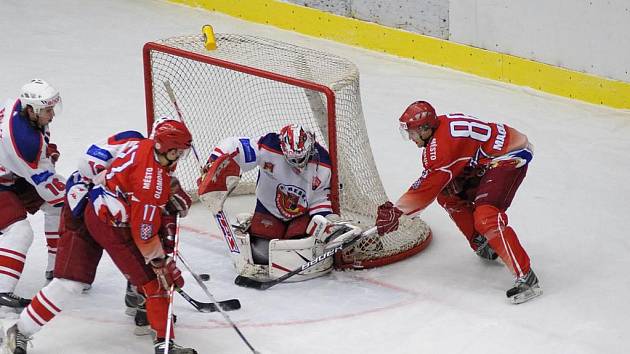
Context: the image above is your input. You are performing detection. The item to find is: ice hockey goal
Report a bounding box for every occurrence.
[142,31,431,269]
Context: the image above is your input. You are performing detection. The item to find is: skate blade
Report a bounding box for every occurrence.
[509,284,543,304]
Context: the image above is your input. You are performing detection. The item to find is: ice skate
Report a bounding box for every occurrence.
[0,293,31,309]
[506,269,542,304]
[5,324,31,354]
[472,235,498,261]
[154,339,197,354]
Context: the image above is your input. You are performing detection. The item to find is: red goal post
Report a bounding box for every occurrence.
[142,31,431,269]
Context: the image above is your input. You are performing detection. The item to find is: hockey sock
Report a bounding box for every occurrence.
[18,278,84,337]
[0,219,34,292]
[473,204,531,277]
[143,279,173,339]
[43,204,62,273]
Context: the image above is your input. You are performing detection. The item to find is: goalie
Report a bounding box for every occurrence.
[198,124,359,282]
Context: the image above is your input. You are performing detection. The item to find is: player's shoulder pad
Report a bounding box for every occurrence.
[9,102,43,167]
[258,132,282,154]
[313,143,331,167]
[108,130,145,144]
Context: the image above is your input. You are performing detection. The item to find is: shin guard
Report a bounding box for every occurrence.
[473,204,530,277]
[142,279,172,339]
[18,278,84,337]
[0,219,34,292]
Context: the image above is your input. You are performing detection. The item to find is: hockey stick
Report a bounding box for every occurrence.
[176,288,241,312]
[177,247,260,354]
[176,251,242,313]
[163,224,181,352]
[163,80,201,164]
[162,81,258,353]
[235,226,377,290]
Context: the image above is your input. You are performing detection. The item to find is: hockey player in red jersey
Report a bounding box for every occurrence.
[375,101,542,304]
[199,124,358,282]
[4,118,197,354]
[0,79,65,309]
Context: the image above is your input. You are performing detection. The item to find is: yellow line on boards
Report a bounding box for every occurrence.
[169,0,630,109]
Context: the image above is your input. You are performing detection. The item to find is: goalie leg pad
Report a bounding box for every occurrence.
[268,236,333,282]
[232,229,269,280]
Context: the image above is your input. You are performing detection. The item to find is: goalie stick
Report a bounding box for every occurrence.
[176,288,241,312]
[234,226,378,290]
[164,80,201,164]
[163,82,259,354]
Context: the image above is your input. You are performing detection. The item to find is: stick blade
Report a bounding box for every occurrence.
[197,298,242,312]
[234,275,274,290]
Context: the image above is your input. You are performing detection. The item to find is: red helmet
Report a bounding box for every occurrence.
[279,124,315,168]
[152,118,193,154]
[399,101,439,131]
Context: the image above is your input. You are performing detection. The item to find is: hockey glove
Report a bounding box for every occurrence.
[375,201,404,236]
[150,256,184,289]
[159,214,177,254]
[46,143,60,164]
[166,177,192,217]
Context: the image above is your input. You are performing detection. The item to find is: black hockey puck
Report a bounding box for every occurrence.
[199,273,210,281]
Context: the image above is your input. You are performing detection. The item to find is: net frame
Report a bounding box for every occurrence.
[142,33,431,269]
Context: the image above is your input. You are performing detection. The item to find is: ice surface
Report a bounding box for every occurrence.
[1,1,629,353]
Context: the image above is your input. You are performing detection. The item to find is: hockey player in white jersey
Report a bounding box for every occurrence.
[0,79,64,308]
[200,124,358,281]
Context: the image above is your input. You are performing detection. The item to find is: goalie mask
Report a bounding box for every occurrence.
[279,124,315,169]
[19,79,63,116]
[151,117,193,159]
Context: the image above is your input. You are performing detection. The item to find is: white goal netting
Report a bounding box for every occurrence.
[143,32,431,268]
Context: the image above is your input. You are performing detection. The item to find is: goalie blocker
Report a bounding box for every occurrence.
[198,152,361,282]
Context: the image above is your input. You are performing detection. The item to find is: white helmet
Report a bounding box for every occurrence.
[279,124,315,169]
[19,79,62,115]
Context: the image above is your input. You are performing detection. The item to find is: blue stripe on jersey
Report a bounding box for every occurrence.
[239,138,256,163]
[65,171,90,217]
[86,144,113,162]
[112,130,144,142]
[314,143,331,166]
[31,170,54,185]
[64,171,83,193]
[258,133,283,153]
[514,148,533,164]
[10,104,43,165]
[88,185,105,202]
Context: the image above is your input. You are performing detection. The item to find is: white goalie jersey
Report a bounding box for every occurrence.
[210,132,334,221]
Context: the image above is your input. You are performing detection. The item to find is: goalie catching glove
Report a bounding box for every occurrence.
[197,151,241,213]
[150,256,184,289]
[375,201,404,236]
